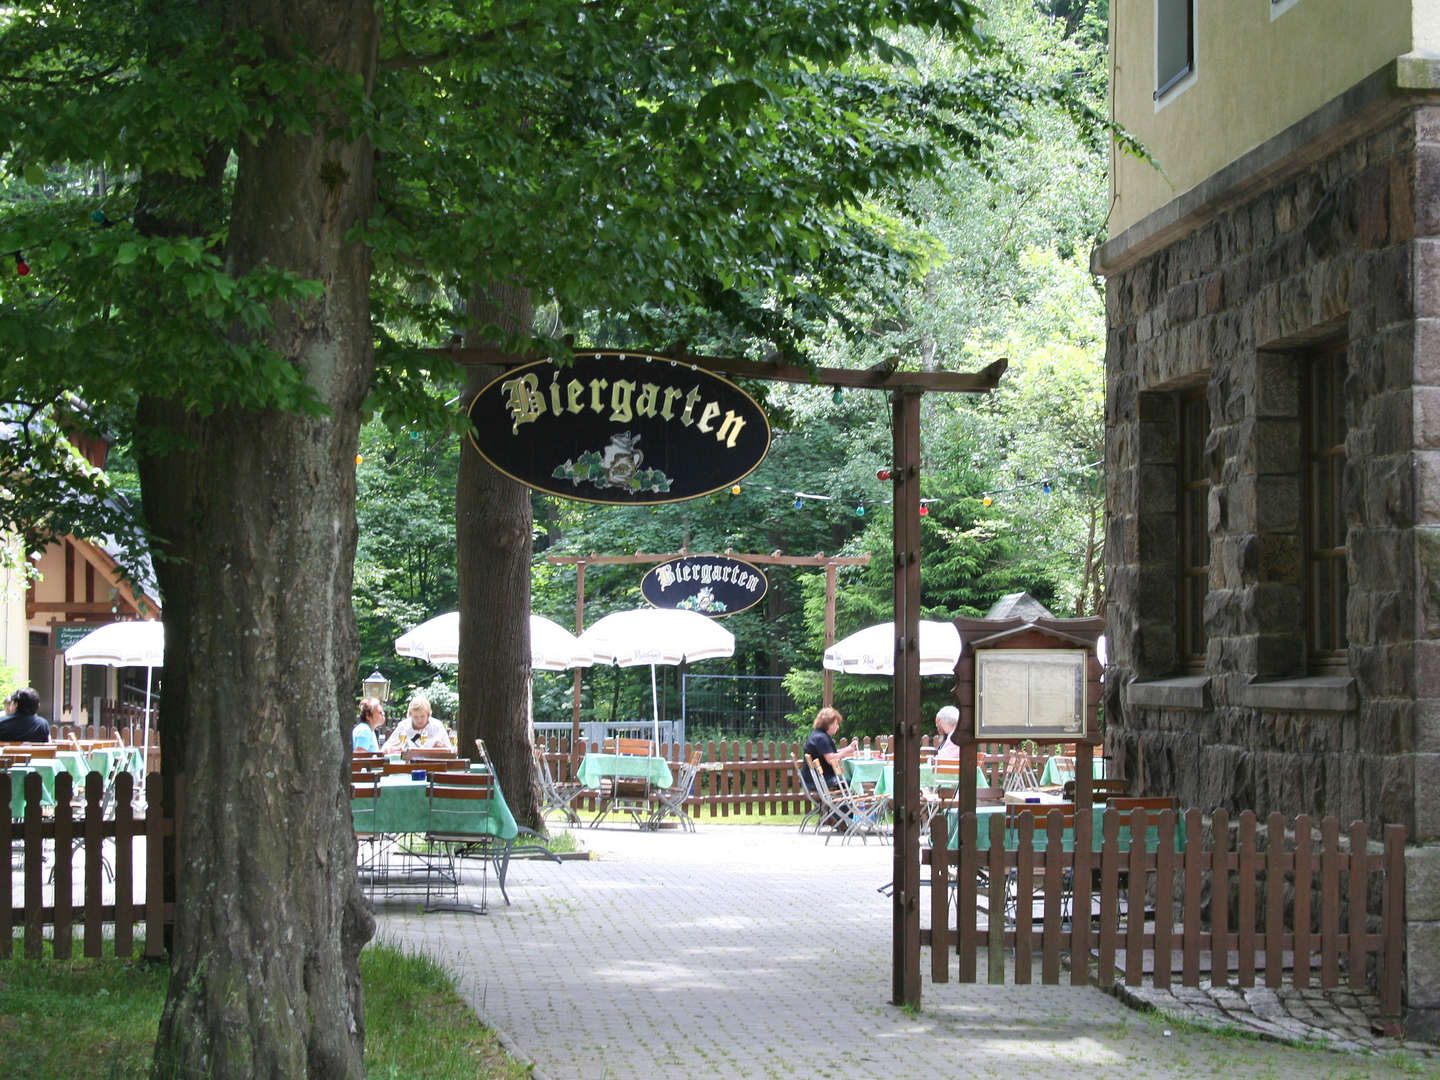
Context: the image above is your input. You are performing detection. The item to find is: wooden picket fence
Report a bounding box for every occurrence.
[2,770,173,959]
[538,735,1000,817]
[924,806,1405,1029]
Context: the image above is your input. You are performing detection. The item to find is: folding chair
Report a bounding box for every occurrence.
[424,773,495,914]
[473,738,495,772]
[647,751,702,832]
[806,756,889,846]
[534,747,583,828]
[792,759,824,834]
[1002,748,1040,793]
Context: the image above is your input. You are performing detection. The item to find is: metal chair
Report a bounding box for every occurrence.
[647,751,702,832]
[533,747,583,828]
[792,759,824,834]
[592,739,654,828]
[350,775,386,899]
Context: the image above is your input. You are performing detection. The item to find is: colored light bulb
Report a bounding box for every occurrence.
[793,497,804,509]
[14,253,29,276]
[856,505,865,516]
[982,495,993,507]
[918,505,929,516]
[731,485,741,496]
[877,468,891,481]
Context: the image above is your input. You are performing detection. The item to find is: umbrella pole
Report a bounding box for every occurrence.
[650,664,659,751]
[141,666,153,777]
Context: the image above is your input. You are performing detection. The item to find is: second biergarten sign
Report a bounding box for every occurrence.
[468,351,770,504]
[641,555,767,617]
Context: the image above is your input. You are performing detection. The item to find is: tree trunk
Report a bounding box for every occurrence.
[146,3,379,1075]
[456,282,542,829]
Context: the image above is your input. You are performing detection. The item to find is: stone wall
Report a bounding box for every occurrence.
[1101,102,1440,1034]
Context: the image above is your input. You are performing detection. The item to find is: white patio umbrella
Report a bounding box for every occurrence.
[822,619,962,677]
[64,619,164,767]
[578,608,735,747]
[394,611,594,670]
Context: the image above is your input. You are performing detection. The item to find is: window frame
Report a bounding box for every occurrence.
[1177,388,1210,672]
[1301,344,1348,670]
[1154,0,1196,101]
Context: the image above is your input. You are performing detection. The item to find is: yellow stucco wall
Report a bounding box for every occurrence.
[1110,0,1416,235]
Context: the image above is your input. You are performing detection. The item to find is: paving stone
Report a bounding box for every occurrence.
[376,823,1439,1079]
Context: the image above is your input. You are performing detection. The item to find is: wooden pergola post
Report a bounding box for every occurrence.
[891,389,923,1008]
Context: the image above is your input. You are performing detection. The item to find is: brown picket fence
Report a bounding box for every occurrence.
[2,770,174,959]
[924,806,1405,1030]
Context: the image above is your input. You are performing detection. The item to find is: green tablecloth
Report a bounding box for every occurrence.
[355,774,518,840]
[868,762,989,798]
[842,756,889,790]
[7,767,55,818]
[577,754,673,789]
[948,804,1186,853]
[57,750,89,785]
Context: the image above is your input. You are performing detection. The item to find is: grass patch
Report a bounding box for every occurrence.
[0,941,530,1079]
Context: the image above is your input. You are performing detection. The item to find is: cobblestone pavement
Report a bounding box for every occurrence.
[374,823,1440,1080]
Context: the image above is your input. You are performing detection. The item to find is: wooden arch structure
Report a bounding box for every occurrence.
[446,345,1007,1008]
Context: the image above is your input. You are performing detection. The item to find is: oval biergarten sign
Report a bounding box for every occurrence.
[640,555,768,618]
[467,351,771,505]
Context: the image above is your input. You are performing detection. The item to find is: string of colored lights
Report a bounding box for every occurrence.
[725,458,1102,517]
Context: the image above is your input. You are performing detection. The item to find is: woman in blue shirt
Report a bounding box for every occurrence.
[352,697,384,753]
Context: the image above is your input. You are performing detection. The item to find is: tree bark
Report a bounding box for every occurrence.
[456,282,543,829]
[145,3,379,1075]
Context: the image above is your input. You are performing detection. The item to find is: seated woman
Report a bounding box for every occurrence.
[352,697,385,753]
[802,705,857,790]
[933,705,961,763]
[380,694,453,754]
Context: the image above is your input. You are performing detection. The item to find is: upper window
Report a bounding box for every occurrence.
[1178,389,1210,671]
[1303,345,1348,668]
[1155,0,1195,100]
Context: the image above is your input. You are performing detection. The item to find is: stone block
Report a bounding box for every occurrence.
[1168,280,1199,325]
[1415,320,1440,386]
[1407,921,1440,1009]
[1417,141,1440,237]
[1418,700,1440,753]
[1373,391,1416,455]
[1420,641,1440,698]
[1418,527,1440,635]
[1257,533,1300,583]
[1415,241,1440,319]
[1356,167,1390,250]
[1251,581,1303,630]
[1256,474,1301,532]
[1391,157,1416,245]
[1421,387,1440,450]
[1254,418,1302,473]
[1417,450,1440,521]
[1374,245,1415,330]
[1254,352,1299,416]
[1204,271,1225,314]
[1414,755,1440,841]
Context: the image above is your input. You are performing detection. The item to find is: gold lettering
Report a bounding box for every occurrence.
[549,378,563,416]
[635,383,660,418]
[680,386,703,426]
[589,379,609,412]
[697,401,720,434]
[566,380,586,414]
[609,379,636,423]
[716,410,747,448]
[501,374,547,432]
[660,387,683,421]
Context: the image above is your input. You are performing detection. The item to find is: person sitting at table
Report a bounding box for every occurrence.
[352,697,385,753]
[934,704,961,764]
[0,687,50,743]
[380,694,452,753]
[802,706,857,791]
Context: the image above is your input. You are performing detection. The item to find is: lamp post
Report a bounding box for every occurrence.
[362,670,390,704]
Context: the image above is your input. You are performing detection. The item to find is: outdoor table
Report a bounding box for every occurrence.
[842,755,889,791]
[948,803,1187,853]
[576,753,673,790]
[56,750,89,785]
[1037,755,1109,787]
[871,763,989,798]
[87,745,144,780]
[363,773,519,840]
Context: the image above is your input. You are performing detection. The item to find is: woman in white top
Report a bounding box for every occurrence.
[380,694,453,753]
